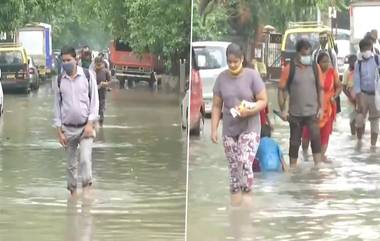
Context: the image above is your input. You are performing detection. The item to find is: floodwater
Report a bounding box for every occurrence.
[187,84,380,241]
[0,81,187,241]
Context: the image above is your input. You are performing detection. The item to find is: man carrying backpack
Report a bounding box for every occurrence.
[313,31,337,69]
[278,39,323,168]
[354,38,380,148]
[80,46,92,69]
[53,46,99,197]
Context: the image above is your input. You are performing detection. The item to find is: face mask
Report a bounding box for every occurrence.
[229,62,243,75]
[300,55,312,65]
[62,62,75,76]
[321,63,329,71]
[362,50,373,59]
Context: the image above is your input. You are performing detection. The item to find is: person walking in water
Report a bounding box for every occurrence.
[94,56,111,126]
[53,46,99,196]
[278,39,323,168]
[302,52,342,163]
[342,54,358,135]
[354,37,380,148]
[211,43,267,206]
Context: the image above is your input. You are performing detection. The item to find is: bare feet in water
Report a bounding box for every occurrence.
[82,185,94,203]
[230,192,243,207]
[241,194,253,209]
[322,156,332,164]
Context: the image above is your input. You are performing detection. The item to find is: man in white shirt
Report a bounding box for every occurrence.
[312,31,337,69]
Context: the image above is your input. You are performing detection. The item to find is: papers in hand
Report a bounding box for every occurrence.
[230,108,240,118]
[231,100,257,118]
[240,100,256,109]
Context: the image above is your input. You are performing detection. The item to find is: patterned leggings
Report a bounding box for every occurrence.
[223,132,260,194]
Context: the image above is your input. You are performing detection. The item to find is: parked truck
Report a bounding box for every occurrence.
[16,23,53,79]
[350,0,380,53]
[109,39,163,88]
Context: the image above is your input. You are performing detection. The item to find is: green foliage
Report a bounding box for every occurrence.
[111,0,191,59]
[0,0,24,32]
[0,0,191,70]
[192,0,230,41]
[198,0,349,38]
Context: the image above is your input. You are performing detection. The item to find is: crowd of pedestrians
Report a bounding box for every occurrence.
[211,29,380,206]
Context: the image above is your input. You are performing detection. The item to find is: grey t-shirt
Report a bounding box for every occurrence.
[289,65,319,117]
[213,68,265,137]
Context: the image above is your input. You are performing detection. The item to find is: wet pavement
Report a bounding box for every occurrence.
[187,84,380,241]
[0,81,187,241]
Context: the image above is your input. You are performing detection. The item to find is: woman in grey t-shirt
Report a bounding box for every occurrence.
[211,43,268,206]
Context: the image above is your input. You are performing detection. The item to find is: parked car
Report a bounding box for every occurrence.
[181,48,205,136]
[0,43,33,93]
[335,29,351,79]
[192,41,230,115]
[28,56,40,90]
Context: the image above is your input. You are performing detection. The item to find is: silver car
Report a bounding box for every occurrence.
[192,41,231,115]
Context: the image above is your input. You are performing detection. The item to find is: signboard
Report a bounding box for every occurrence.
[269,33,282,44]
[0,32,14,43]
[329,6,337,19]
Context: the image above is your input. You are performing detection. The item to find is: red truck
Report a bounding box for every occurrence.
[109,39,163,88]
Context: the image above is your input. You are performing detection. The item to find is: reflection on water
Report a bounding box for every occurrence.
[188,85,380,241]
[65,199,94,241]
[0,83,187,241]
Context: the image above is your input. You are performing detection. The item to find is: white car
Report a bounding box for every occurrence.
[192,41,231,115]
[335,29,351,78]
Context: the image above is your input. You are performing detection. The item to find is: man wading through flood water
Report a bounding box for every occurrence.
[53,46,99,197]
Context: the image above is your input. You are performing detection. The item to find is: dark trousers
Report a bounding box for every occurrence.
[289,115,321,158]
[98,90,106,123]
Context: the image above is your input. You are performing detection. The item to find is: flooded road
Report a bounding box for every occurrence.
[187,84,380,241]
[0,81,187,241]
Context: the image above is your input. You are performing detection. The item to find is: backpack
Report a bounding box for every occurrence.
[286,59,321,106]
[57,68,91,104]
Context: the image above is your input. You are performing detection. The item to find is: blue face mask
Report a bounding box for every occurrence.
[62,62,75,76]
[300,55,312,65]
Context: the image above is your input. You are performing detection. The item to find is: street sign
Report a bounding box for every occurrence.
[329,7,337,19]
[269,33,282,44]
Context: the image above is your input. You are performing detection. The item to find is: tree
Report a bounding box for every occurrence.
[0,0,192,72]
[194,0,349,60]
[197,0,349,37]
[0,0,25,32]
[103,0,191,63]
[192,0,230,41]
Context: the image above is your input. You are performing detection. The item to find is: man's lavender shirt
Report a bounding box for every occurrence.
[53,66,99,127]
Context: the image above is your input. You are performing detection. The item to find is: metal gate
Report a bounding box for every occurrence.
[265,33,282,80]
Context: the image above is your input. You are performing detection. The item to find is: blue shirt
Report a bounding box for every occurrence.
[354,56,380,94]
[256,137,283,172]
